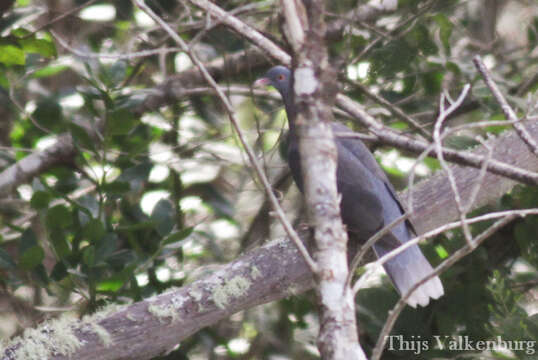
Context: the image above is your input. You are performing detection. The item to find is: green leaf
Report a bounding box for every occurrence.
[0,248,16,269]
[422,68,444,94]
[18,245,45,270]
[151,199,175,237]
[445,61,461,77]
[0,70,9,89]
[435,245,448,259]
[69,123,96,151]
[370,41,416,77]
[101,180,130,194]
[0,44,24,66]
[107,108,136,135]
[115,92,149,109]
[46,205,72,229]
[10,28,31,37]
[97,276,125,292]
[49,229,71,259]
[32,64,68,78]
[32,99,63,130]
[18,37,56,58]
[109,61,127,85]
[82,219,105,243]
[118,163,152,191]
[514,219,538,267]
[423,157,441,171]
[106,249,136,268]
[83,245,96,266]
[50,261,68,281]
[32,264,49,285]
[30,190,52,209]
[19,228,37,252]
[117,220,155,231]
[162,227,194,246]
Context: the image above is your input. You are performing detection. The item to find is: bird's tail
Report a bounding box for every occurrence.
[374,239,444,308]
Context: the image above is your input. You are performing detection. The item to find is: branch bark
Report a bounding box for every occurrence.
[3,125,534,359]
[0,134,76,197]
[175,0,538,185]
[281,0,366,358]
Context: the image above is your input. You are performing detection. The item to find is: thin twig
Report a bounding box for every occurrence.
[349,0,436,65]
[473,55,538,157]
[350,79,432,139]
[404,117,518,214]
[433,85,473,245]
[24,0,100,38]
[188,0,290,65]
[370,214,517,360]
[354,208,538,282]
[185,0,538,185]
[346,213,409,292]
[52,30,182,60]
[337,93,538,185]
[133,0,318,273]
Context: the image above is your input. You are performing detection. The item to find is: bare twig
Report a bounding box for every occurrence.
[183,0,538,185]
[347,213,409,291]
[433,85,474,245]
[187,0,290,65]
[133,0,318,273]
[370,214,517,360]
[349,0,436,65]
[355,208,538,286]
[350,79,432,139]
[473,55,538,157]
[25,0,99,37]
[52,30,183,60]
[336,95,538,185]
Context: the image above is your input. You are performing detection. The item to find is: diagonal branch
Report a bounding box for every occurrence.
[133,0,317,272]
[2,176,536,360]
[0,134,76,197]
[281,0,366,358]
[184,0,538,185]
[473,55,538,157]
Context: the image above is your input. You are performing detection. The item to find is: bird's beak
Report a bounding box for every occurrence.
[254,77,270,88]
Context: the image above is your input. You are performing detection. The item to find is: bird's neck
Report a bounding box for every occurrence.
[281,89,297,135]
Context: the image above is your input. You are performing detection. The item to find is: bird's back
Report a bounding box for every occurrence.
[287,122,444,307]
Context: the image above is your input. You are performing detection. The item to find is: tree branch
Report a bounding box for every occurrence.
[473,55,538,156]
[0,134,76,197]
[3,147,536,359]
[281,0,366,358]
[178,0,538,185]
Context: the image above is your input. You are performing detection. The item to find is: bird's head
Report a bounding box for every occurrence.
[254,66,292,98]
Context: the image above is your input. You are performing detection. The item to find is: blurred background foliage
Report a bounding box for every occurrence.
[0,0,537,359]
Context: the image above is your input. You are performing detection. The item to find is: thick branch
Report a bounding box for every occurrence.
[1,238,313,360]
[160,0,538,185]
[282,0,365,358]
[0,134,76,197]
[407,119,538,234]
[3,123,534,359]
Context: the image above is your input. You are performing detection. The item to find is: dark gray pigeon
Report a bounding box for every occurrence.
[255,66,444,307]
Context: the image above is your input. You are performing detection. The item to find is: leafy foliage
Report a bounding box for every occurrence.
[0,0,536,359]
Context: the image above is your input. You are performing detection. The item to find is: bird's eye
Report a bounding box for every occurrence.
[278,74,285,81]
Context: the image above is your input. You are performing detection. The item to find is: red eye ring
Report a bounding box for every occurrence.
[278,74,285,80]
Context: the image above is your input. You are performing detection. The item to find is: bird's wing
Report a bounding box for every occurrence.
[331,123,418,236]
[336,142,386,238]
[287,131,385,238]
